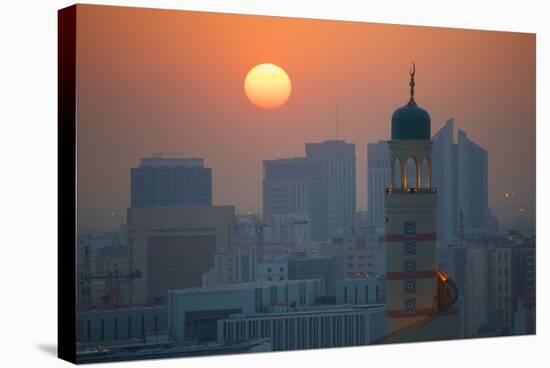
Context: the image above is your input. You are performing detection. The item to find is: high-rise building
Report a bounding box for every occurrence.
[432,119,489,244]
[262,140,356,242]
[367,141,391,229]
[306,140,356,240]
[131,155,212,208]
[127,205,234,306]
[384,67,439,334]
[457,130,489,236]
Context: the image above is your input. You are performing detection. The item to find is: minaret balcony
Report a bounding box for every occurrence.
[385,187,437,194]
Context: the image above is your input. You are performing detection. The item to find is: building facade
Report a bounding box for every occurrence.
[217,305,386,351]
[321,226,385,279]
[131,155,212,208]
[77,306,168,345]
[167,279,325,343]
[287,253,339,297]
[256,259,288,282]
[335,278,385,305]
[432,119,489,244]
[367,141,391,229]
[202,244,258,287]
[127,205,234,305]
[306,140,356,240]
[262,140,356,242]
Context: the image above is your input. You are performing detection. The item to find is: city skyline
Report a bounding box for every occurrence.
[76,5,535,232]
[57,4,537,363]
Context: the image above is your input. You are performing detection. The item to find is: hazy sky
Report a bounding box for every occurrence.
[75,5,535,231]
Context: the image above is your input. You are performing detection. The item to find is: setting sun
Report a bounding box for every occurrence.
[244,63,291,109]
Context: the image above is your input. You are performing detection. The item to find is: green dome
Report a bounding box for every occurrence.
[391,102,431,140]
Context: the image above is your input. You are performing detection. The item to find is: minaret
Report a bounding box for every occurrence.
[384,64,438,333]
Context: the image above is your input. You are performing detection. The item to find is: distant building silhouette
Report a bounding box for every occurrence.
[432,119,489,243]
[263,140,356,242]
[306,140,356,240]
[367,141,391,229]
[131,155,212,208]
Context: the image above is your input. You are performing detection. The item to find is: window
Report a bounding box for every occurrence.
[404,298,416,313]
[403,240,416,255]
[403,260,416,275]
[404,280,416,294]
[344,286,347,302]
[267,267,272,273]
[403,222,416,237]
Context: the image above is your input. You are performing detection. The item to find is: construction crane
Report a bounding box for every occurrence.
[78,246,141,310]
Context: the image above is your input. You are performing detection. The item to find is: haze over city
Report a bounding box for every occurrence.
[66,5,536,363]
[75,5,535,231]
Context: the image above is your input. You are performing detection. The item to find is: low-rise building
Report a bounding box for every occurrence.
[167,279,325,344]
[77,306,168,345]
[217,304,386,351]
[256,258,288,282]
[335,278,385,305]
[202,244,257,287]
[320,226,385,280]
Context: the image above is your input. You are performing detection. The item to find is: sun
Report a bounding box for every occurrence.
[244,63,291,109]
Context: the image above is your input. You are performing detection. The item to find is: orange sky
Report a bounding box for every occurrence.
[75,4,535,231]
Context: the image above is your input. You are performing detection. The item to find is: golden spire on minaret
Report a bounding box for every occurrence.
[408,62,416,106]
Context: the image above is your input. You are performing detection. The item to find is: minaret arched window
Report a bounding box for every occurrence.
[404,157,418,189]
[420,158,428,188]
[391,157,403,189]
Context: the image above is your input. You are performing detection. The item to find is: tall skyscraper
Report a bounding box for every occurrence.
[262,140,356,242]
[432,119,488,244]
[263,158,311,216]
[367,141,391,228]
[384,66,439,334]
[130,155,212,208]
[457,130,489,235]
[306,140,356,240]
